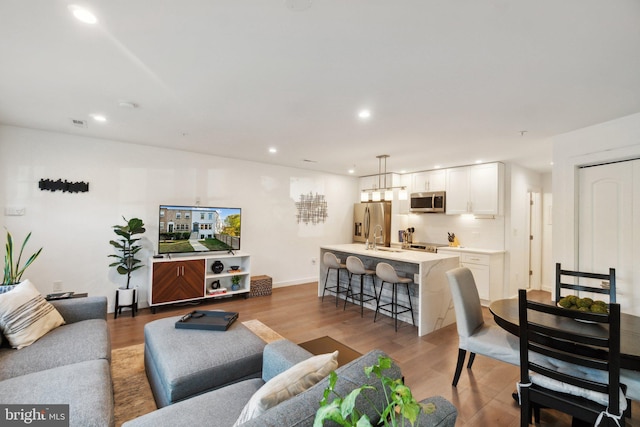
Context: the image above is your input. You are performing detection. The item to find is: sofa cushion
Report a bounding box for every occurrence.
[0,280,65,349]
[122,378,264,427]
[241,349,397,427]
[261,339,314,382]
[0,359,114,427]
[0,318,110,381]
[234,350,338,425]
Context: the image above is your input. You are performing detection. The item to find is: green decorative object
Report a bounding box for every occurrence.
[314,356,434,427]
[108,217,146,289]
[2,230,43,286]
[231,275,241,291]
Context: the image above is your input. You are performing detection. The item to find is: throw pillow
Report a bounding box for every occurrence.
[0,280,65,349]
[233,350,339,426]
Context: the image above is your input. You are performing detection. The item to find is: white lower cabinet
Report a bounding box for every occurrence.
[438,248,504,305]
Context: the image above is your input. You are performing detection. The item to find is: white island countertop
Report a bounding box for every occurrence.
[435,246,505,255]
[320,243,459,264]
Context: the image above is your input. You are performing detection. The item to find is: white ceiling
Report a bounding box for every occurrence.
[1,1,639,176]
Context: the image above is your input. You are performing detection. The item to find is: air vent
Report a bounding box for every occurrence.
[70,119,88,128]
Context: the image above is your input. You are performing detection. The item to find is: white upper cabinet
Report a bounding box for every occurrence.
[445,162,503,215]
[411,169,446,192]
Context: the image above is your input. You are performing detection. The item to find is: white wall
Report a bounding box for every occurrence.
[0,125,358,311]
[541,172,553,291]
[552,112,640,269]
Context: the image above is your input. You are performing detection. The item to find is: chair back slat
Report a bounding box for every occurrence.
[555,262,616,303]
[518,289,623,421]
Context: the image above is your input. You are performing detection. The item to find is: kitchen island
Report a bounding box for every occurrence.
[319,244,460,336]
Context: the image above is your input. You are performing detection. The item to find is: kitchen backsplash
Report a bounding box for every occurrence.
[392,212,506,250]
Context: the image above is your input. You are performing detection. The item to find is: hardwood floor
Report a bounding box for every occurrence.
[107,282,639,426]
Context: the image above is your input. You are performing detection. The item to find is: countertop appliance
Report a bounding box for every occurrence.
[405,242,445,253]
[353,202,391,248]
[410,191,446,213]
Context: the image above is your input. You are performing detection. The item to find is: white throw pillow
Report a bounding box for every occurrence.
[233,350,339,426]
[0,280,65,349]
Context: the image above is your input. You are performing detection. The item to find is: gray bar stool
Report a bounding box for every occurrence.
[343,256,377,317]
[321,252,348,306]
[374,262,415,332]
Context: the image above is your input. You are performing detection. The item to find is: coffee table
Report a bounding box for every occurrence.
[298,336,361,367]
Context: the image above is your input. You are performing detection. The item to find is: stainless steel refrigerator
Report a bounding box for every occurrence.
[353,202,391,247]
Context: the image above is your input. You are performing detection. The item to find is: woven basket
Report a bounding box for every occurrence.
[249,275,272,298]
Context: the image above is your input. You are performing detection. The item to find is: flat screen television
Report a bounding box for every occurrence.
[158,205,241,254]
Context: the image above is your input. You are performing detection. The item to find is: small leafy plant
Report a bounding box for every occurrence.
[108,217,146,289]
[314,356,435,427]
[3,230,43,285]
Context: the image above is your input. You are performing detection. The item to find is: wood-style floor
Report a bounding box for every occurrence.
[107,282,639,426]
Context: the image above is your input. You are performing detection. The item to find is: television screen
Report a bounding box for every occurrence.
[158,205,241,254]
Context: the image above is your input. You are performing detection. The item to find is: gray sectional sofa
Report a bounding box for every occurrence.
[0,296,114,427]
[123,338,457,427]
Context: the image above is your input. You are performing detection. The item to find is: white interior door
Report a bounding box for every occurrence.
[578,160,637,313]
[528,192,542,290]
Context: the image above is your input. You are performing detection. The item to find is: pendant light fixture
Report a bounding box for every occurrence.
[360,155,407,202]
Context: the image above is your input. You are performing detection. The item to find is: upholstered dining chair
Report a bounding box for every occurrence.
[446,267,520,387]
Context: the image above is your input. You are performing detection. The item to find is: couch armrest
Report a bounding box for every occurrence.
[262,339,313,382]
[50,296,107,323]
[417,396,458,427]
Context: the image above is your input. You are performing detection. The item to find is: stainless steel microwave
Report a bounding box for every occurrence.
[410,191,446,213]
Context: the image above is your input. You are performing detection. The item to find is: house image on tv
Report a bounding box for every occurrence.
[193,210,220,240]
[159,208,192,234]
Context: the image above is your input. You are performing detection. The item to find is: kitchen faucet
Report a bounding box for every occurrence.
[372,225,384,250]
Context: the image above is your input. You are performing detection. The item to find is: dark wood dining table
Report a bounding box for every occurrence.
[489,298,640,371]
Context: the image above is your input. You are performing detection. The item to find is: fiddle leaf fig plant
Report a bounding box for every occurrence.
[314,356,435,427]
[108,217,146,289]
[3,230,43,286]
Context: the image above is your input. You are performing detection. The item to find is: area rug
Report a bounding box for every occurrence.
[111,319,284,426]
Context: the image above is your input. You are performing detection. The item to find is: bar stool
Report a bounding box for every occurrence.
[321,252,348,307]
[374,262,415,332]
[343,256,377,317]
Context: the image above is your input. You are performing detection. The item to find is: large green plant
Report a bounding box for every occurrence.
[2,230,43,285]
[108,217,146,289]
[314,356,435,427]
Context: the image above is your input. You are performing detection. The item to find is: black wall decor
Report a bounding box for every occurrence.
[39,179,89,193]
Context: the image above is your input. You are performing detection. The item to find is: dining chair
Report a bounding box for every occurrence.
[556,262,616,303]
[446,267,520,387]
[517,288,627,426]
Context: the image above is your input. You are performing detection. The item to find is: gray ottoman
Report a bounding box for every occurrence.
[144,316,266,408]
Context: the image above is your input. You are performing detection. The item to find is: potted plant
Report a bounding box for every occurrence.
[108,217,146,306]
[314,356,435,427]
[231,275,241,291]
[2,230,42,292]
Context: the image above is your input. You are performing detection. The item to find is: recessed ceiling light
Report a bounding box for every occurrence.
[434,165,441,169]
[475,160,483,164]
[91,114,106,122]
[348,168,355,174]
[357,110,371,120]
[269,147,277,154]
[68,5,97,24]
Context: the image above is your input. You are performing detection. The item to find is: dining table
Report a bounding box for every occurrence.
[489,298,640,371]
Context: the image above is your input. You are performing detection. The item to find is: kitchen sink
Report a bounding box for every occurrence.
[375,247,404,253]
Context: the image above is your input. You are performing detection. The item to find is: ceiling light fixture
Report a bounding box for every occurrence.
[91,114,106,122]
[357,109,371,120]
[269,147,277,153]
[68,5,97,24]
[360,155,407,202]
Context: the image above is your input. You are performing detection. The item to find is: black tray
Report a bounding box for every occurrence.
[175,310,239,331]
